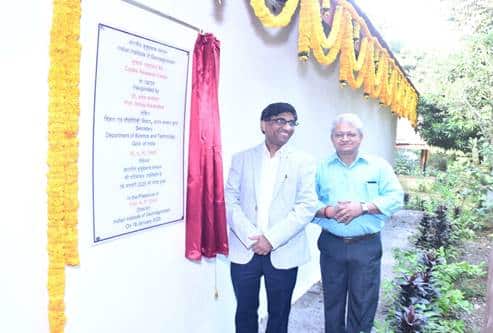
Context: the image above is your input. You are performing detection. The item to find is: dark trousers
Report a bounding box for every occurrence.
[231,254,298,333]
[318,231,382,333]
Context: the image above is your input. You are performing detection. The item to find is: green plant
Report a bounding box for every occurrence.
[393,249,422,276]
[458,276,487,299]
[435,289,472,315]
[432,261,485,316]
[451,209,480,241]
[413,20,493,153]
[433,261,486,292]
[426,318,465,333]
[426,151,448,174]
[406,195,427,211]
[384,141,490,332]
[417,144,493,241]
[395,150,422,176]
[381,279,398,310]
[374,319,395,333]
[385,245,485,333]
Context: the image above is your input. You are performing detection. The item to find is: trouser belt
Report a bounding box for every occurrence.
[323,230,379,244]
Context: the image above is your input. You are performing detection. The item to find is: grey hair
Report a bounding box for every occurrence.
[331,113,364,135]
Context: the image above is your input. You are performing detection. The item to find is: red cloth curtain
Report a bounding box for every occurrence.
[185,33,228,260]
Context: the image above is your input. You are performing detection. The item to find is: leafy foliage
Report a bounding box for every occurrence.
[397,0,493,152]
[395,150,421,176]
[398,274,426,307]
[415,29,493,152]
[387,247,484,333]
[416,206,451,250]
[375,1,493,331]
[407,142,493,241]
[396,305,427,333]
[417,97,481,152]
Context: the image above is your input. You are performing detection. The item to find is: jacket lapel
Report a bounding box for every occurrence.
[253,144,264,209]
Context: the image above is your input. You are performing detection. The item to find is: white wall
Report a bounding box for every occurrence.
[0,1,398,332]
[0,2,52,332]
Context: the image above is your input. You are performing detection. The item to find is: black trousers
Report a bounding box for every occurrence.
[318,231,382,333]
[230,254,298,333]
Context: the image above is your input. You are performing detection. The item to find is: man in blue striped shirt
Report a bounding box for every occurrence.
[313,113,403,333]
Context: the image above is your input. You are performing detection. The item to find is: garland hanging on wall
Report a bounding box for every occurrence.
[250,0,300,27]
[47,0,81,331]
[250,0,418,126]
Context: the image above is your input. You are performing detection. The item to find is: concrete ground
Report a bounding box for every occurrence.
[259,210,421,333]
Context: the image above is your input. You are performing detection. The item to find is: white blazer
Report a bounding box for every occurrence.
[225,143,319,269]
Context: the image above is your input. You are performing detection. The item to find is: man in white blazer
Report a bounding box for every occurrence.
[225,102,319,333]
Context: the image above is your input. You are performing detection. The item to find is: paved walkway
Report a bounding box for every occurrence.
[259,210,421,333]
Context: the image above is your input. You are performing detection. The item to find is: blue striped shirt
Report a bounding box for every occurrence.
[313,153,403,237]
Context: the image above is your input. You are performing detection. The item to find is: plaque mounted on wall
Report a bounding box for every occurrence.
[92,24,189,243]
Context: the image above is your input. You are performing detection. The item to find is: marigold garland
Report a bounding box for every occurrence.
[339,10,368,89]
[250,0,300,27]
[362,37,376,98]
[312,3,343,49]
[384,61,398,107]
[310,4,344,65]
[47,0,81,332]
[250,0,418,126]
[298,0,313,61]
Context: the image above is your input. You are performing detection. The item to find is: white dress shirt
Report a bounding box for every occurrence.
[256,144,281,233]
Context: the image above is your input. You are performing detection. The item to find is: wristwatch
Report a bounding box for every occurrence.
[361,202,369,214]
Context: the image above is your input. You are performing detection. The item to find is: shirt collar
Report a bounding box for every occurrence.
[327,152,369,167]
[263,142,289,158]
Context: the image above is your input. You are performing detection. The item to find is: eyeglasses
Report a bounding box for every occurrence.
[268,118,299,127]
[333,132,359,139]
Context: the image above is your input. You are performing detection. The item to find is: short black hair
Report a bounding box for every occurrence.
[260,102,298,121]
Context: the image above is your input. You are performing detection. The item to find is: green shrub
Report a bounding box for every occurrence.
[382,140,491,333]
[395,150,421,176]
